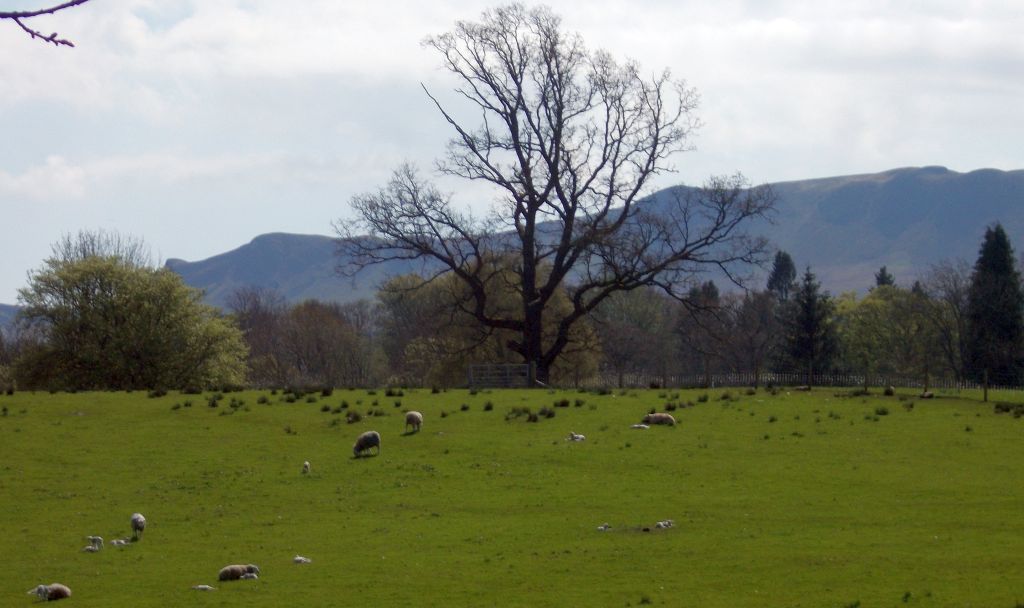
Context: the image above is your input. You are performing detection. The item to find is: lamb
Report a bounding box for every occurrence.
[240,573,259,580]
[353,430,381,457]
[630,424,650,430]
[191,584,216,591]
[27,583,72,601]
[110,538,131,547]
[130,512,146,540]
[293,555,312,564]
[642,413,676,426]
[81,545,100,553]
[566,432,585,442]
[218,564,260,581]
[655,519,675,529]
[405,411,423,433]
[86,535,103,549]
[302,461,311,474]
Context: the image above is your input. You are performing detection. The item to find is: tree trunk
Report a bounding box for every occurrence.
[983,367,989,402]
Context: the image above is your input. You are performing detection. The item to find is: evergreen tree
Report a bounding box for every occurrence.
[874,265,895,287]
[781,267,838,385]
[965,224,1024,386]
[766,251,797,301]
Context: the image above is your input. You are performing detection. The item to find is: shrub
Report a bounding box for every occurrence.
[321,387,334,397]
[346,411,362,424]
[527,412,539,422]
[306,395,318,404]
[484,402,493,411]
[257,395,269,404]
[461,403,470,411]
[768,415,777,423]
[183,400,192,408]
[431,386,441,394]
[719,391,733,401]
[884,386,895,396]
[182,385,203,395]
[874,406,889,416]
[440,410,448,418]
[745,388,757,396]
[664,402,677,411]
[538,406,555,419]
[554,398,570,408]
[170,403,181,411]
[697,393,709,403]
[340,400,349,409]
[147,388,167,398]
[574,399,585,407]
[320,404,331,413]
[394,400,402,408]
[284,395,297,404]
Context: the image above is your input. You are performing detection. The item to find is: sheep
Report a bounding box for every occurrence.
[218,564,260,581]
[293,555,312,564]
[405,411,423,433]
[111,538,131,547]
[130,512,146,540]
[655,519,675,529]
[27,583,72,601]
[566,432,585,442]
[86,535,103,549]
[596,523,611,531]
[353,430,381,457]
[81,545,100,553]
[642,413,676,426]
[630,424,649,430]
[240,573,259,580]
[302,461,311,474]
[191,584,216,591]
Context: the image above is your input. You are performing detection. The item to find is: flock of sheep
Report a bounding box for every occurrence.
[27,403,675,601]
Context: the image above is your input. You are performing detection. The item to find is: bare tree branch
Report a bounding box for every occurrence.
[1,0,91,48]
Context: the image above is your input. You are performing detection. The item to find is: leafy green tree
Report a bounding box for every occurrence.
[766,251,797,301]
[16,243,247,390]
[779,267,837,385]
[874,266,895,287]
[965,224,1024,387]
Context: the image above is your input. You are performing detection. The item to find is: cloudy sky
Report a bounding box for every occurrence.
[1,0,1022,303]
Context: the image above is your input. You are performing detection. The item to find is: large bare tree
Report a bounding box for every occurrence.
[336,4,773,384]
[1,1,91,47]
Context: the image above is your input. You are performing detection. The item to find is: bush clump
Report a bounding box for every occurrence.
[346,411,362,424]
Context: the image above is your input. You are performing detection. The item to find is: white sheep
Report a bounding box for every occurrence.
[642,413,676,426]
[81,545,99,553]
[655,519,675,529]
[86,535,103,549]
[240,572,259,580]
[111,538,131,547]
[302,461,311,474]
[27,583,72,601]
[405,411,423,433]
[191,584,216,591]
[630,424,649,430]
[130,512,146,540]
[293,555,312,564]
[596,523,611,531]
[218,564,260,581]
[567,432,585,442]
[353,430,381,457]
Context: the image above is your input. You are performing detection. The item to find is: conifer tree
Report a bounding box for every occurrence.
[780,267,837,386]
[767,251,797,301]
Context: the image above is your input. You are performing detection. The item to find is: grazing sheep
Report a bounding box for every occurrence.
[302,461,311,474]
[130,512,146,540]
[567,432,585,442]
[218,564,260,581]
[27,583,71,601]
[405,411,423,433]
[642,413,676,426]
[86,535,103,549]
[353,430,381,457]
[293,555,312,564]
[630,424,649,430]
[191,584,216,591]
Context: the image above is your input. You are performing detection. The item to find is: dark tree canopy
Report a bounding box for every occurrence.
[874,265,895,287]
[337,4,773,384]
[766,250,797,301]
[965,223,1024,384]
[780,267,837,385]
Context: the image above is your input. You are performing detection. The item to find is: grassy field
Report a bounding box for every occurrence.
[2,386,1023,607]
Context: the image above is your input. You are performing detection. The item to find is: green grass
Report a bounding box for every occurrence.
[2,387,1023,606]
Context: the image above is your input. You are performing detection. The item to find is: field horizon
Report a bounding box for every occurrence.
[2,386,1023,607]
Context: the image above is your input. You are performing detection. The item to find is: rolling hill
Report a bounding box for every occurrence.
[164,166,1024,307]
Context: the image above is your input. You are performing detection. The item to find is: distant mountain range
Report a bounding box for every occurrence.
[163,166,1023,308]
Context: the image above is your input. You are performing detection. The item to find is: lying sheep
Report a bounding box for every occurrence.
[86,535,103,549]
[28,583,71,601]
[567,432,585,442]
[655,519,675,529]
[240,573,259,580]
[302,461,311,474]
[353,430,381,457]
[630,424,649,430]
[130,512,146,540]
[405,411,423,433]
[110,538,131,547]
[293,555,312,564]
[642,413,676,426]
[191,584,216,591]
[81,545,100,553]
[218,564,260,581]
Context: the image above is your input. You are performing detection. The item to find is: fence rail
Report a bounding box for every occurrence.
[467,364,532,388]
